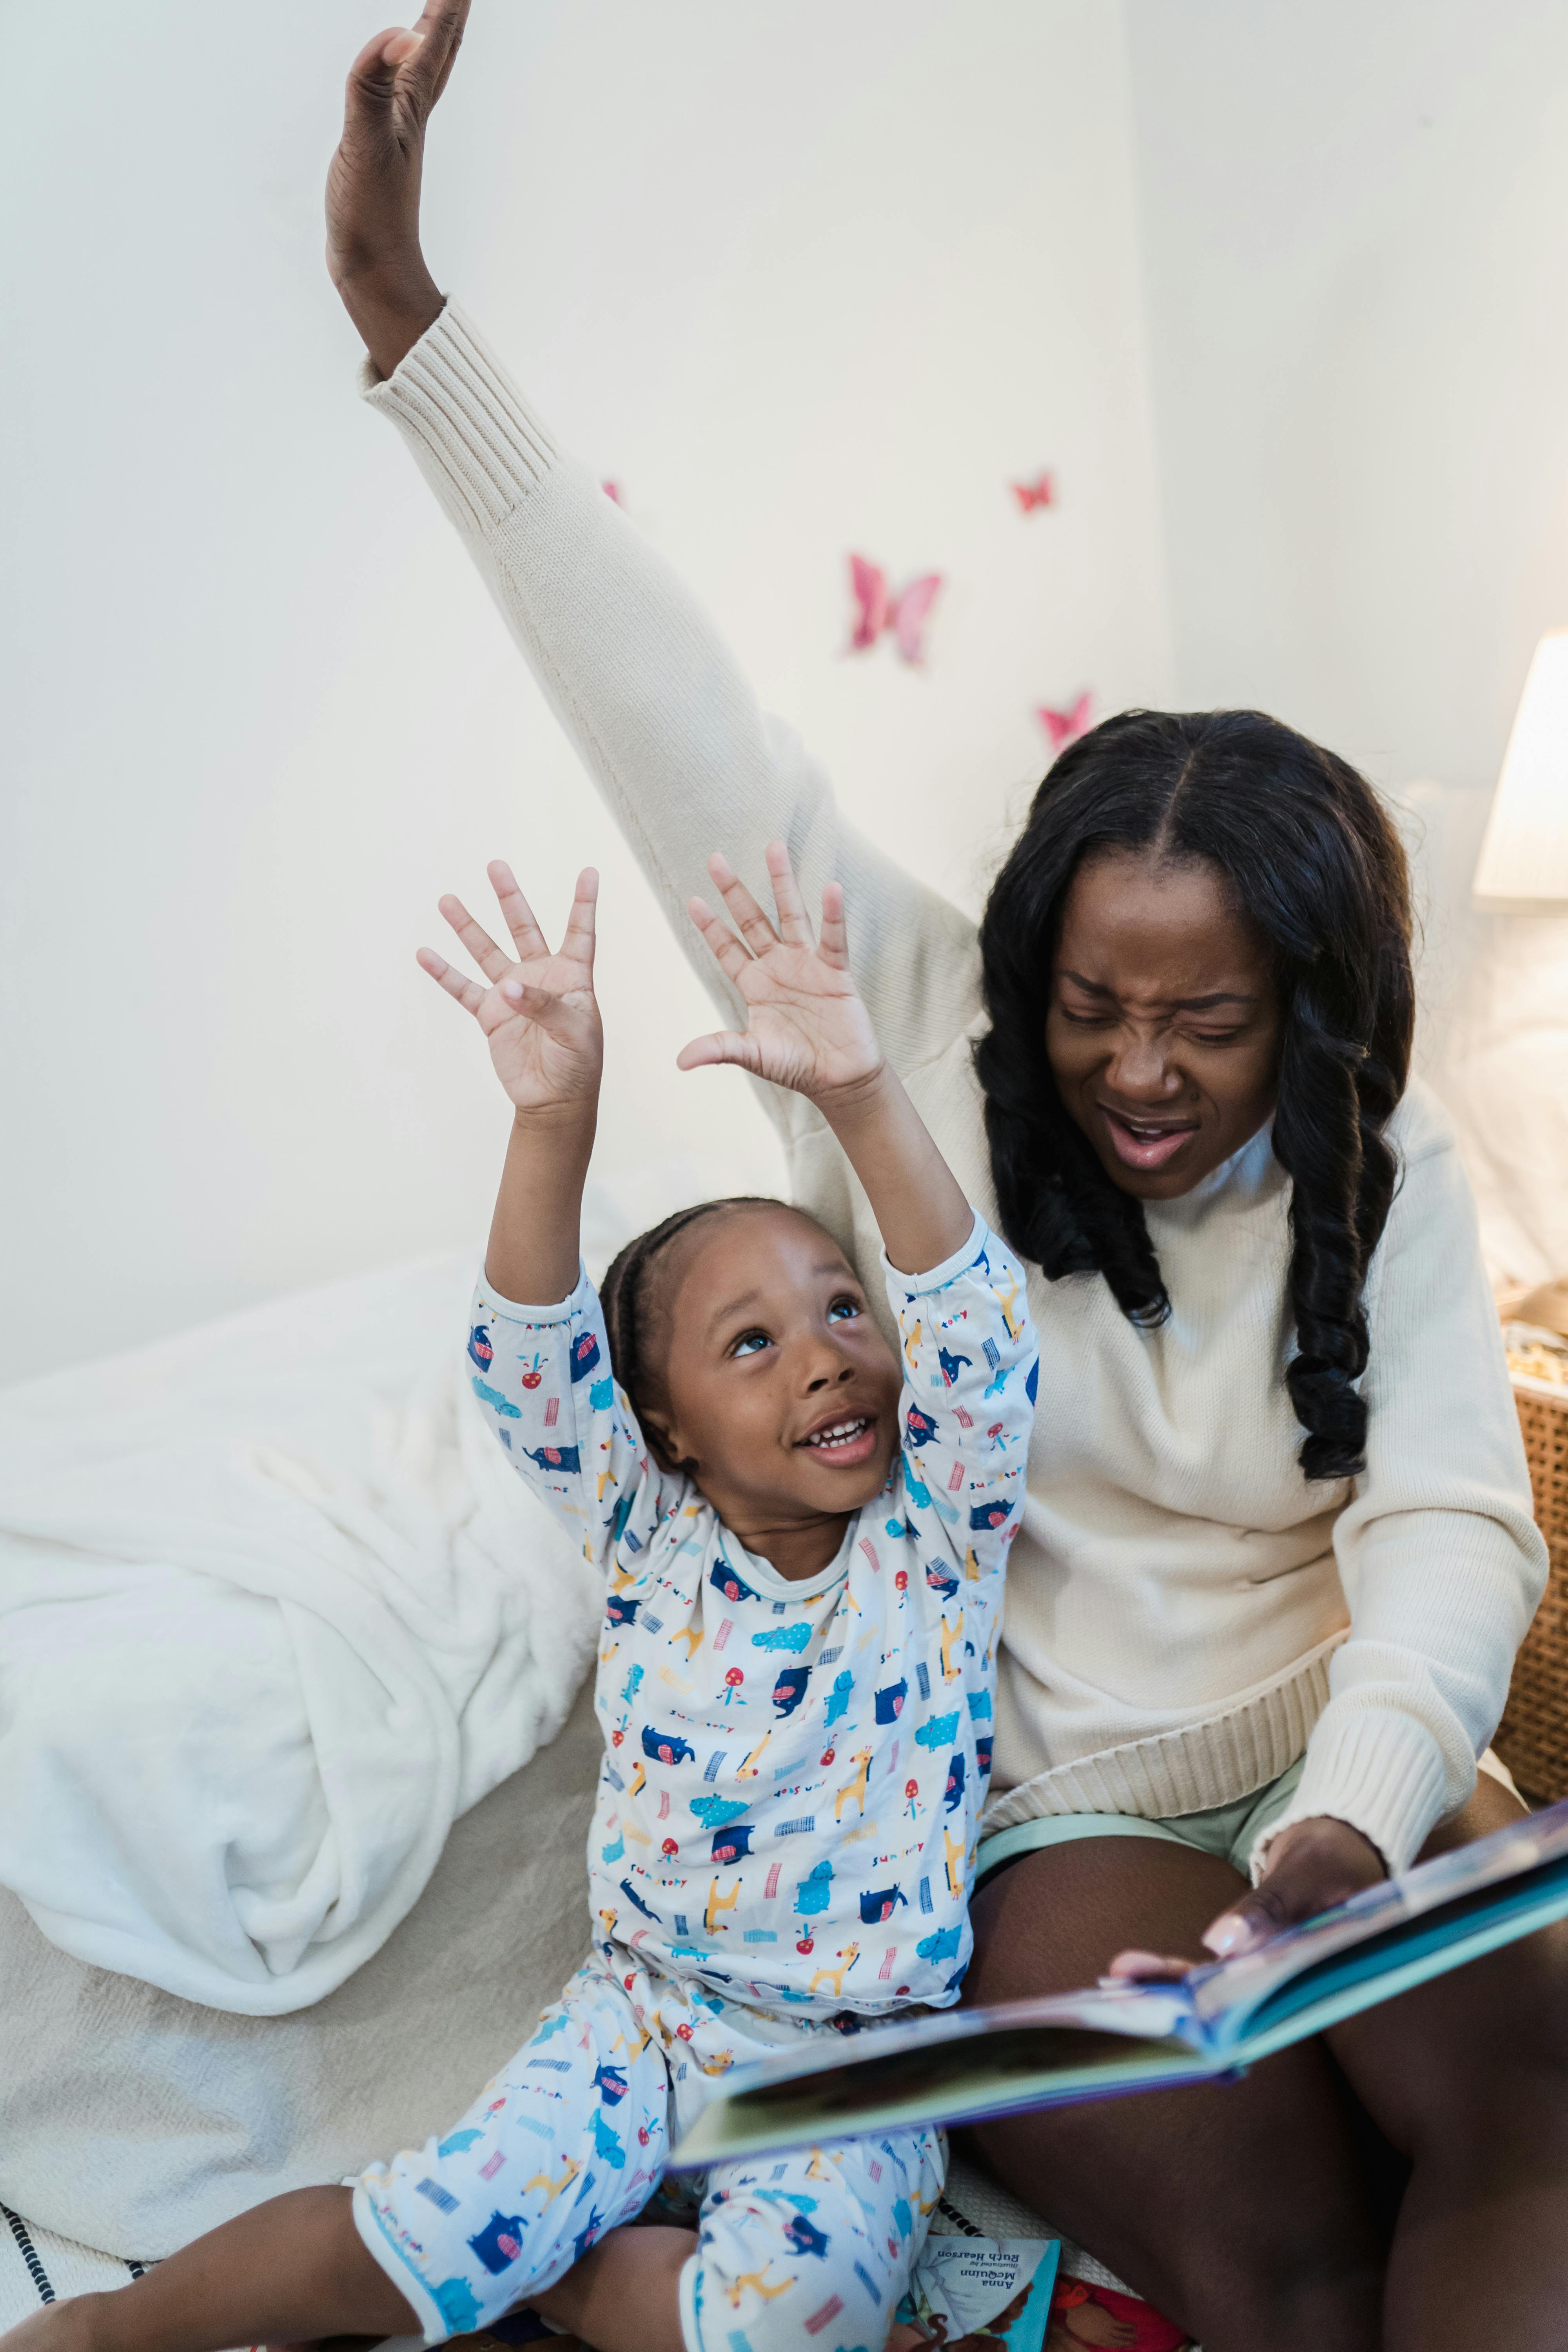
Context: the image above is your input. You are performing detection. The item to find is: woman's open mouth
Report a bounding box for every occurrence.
[795,1413,879,1469]
[1100,1107,1200,1172]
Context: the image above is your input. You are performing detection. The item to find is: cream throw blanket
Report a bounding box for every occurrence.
[0,1252,601,2015]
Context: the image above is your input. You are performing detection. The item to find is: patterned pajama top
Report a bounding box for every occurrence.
[468,1212,1038,2016]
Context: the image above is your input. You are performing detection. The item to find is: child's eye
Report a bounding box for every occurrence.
[827,1298,860,1324]
[730,1330,772,1358]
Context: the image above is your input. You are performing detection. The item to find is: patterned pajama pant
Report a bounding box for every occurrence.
[353,1946,945,2352]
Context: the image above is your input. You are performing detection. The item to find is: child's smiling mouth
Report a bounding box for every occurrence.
[795,1411,879,1467]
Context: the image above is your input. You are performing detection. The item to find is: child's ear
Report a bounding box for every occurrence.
[639,1404,688,1477]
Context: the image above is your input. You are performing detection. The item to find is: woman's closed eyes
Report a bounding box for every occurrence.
[1057,1002,1255,1048]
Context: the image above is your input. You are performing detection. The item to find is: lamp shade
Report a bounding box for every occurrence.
[1473,630,1568,911]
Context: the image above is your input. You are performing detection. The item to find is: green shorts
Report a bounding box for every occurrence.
[975,1757,1307,1890]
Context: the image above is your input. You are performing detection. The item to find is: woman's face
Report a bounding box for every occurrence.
[1045,847,1283,1202]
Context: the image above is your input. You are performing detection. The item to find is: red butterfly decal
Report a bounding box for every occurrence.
[1011,471,1056,515]
[1036,692,1094,753]
[848,554,944,666]
[601,480,625,506]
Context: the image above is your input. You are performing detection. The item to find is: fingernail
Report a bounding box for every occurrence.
[1202,1915,1254,1958]
[503,980,523,1000]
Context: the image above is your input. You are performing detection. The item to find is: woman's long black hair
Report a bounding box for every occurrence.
[974,708,1414,1483]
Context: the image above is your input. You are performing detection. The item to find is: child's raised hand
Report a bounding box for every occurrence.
[418,863,603,1117]
[679,843,882,1103]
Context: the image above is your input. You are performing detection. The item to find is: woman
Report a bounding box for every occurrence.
[324,11,1568,2346]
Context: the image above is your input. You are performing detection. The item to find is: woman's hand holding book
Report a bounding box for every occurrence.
[1110,1816,1389,1981]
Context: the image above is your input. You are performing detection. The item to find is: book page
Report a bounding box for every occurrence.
[671,1987,1205,2167]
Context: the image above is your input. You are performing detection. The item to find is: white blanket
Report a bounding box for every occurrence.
[0,1252,602,2014]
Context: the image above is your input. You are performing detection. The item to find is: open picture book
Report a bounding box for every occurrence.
[673,1794,1568,2168]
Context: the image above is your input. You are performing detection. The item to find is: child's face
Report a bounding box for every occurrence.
[651,1206,902,1543]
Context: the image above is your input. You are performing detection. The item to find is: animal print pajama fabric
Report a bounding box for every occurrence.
[353,1947,945,2351]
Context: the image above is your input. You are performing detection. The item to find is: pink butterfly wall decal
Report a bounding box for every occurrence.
[1010,471,1056,514]
[847,554,944,666]
[601,480,625,506]
[1036,691,1094,753]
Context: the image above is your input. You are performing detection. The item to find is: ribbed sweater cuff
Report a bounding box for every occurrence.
[360,299,559,536]
[1249,1706,1452,1881]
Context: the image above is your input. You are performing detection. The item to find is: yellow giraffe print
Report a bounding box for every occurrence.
[995,1263,1026,1343]
[705,1877,742,1933]
[940,1610,965,1682]
[520,2154,581,2207]
[834,1747,874,1820]
[944,1822,965,1898]
[726,2268,795,2308]
[670,1623,702,1661]
[807,1942,860,2000]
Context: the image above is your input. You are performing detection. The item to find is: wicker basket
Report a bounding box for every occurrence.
[1493,1380,1568,1804]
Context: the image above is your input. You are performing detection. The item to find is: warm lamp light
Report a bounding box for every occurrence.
[1473,630,1568,911]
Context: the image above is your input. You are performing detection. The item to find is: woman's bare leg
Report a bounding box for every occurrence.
[1328,1776,1568,2352]
[964,1838,1387,2352]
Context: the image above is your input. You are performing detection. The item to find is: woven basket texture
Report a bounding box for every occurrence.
[1494,1383,1568,1804]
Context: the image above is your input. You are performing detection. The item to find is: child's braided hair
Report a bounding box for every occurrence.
[601,1195,792,1462]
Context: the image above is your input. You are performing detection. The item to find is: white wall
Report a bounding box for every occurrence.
[20,0,1561,1376]
[1123,0,1568,1281]
[0,0,1171,1384]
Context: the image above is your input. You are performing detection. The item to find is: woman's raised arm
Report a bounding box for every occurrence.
[327,7,980,1096]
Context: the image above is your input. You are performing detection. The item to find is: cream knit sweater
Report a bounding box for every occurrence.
[365,303,1547,1876]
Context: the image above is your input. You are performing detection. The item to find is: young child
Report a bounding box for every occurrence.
[4,844,1036,2352]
